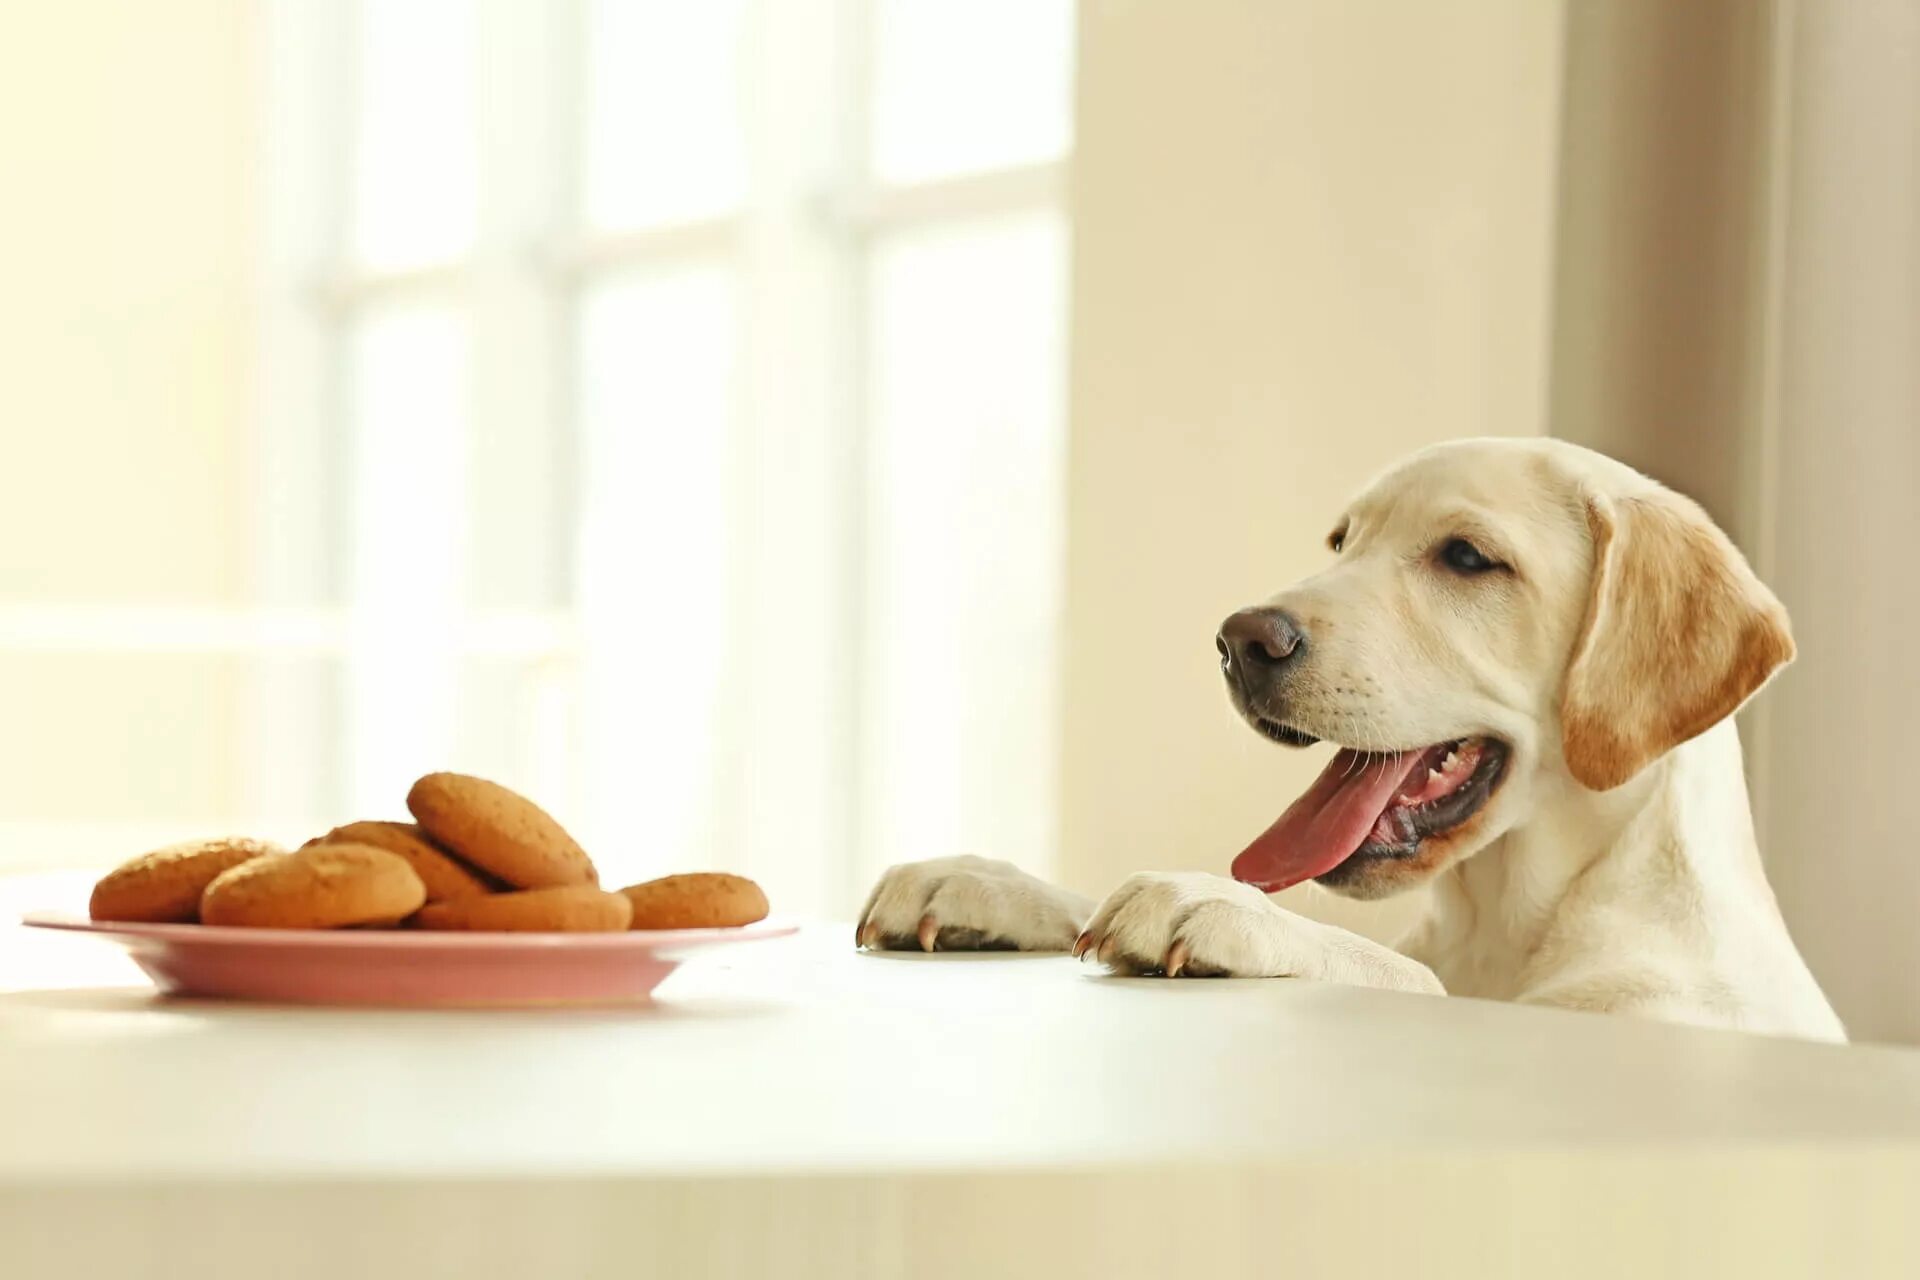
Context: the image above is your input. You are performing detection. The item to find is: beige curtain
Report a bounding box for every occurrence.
[1550,0,1920,1041]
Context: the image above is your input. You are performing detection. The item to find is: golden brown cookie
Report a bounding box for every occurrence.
[89,837,284,924]
[619,872,769,930]
[405,772,597,889]
[200,843,426,929]
[303,820,494,903]
[410,885,633,933]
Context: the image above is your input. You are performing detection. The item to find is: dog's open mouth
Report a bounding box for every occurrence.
[1231,734,1509,892]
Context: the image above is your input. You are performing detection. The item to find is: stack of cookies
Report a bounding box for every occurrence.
[87,772,769,933]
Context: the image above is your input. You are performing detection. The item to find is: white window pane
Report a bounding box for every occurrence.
[452,655,571,795]
[871,0,1075,185]
[583,0,746,231]
[343,304,471,813]
[0,652,269,848]
[575,264,737,886]
[351,0,477,268]
[861,211,1068,880]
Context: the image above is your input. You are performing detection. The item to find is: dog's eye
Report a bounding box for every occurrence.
[1328,526,1346,553]
[1439,538,1499,575]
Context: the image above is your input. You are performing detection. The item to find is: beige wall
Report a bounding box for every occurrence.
[1061,0,1565,938]
[0,3,257,838]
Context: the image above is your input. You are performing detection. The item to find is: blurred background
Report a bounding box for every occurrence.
[0,0,1914,1040]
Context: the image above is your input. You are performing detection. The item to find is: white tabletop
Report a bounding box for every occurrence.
[4,875,1920,1278]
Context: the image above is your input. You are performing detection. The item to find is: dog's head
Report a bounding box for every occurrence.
[1220,438,1794,899]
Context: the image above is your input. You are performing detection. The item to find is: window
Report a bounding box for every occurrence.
[0,0,1075,916]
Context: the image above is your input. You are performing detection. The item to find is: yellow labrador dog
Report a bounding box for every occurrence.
[855,438,1845,1042]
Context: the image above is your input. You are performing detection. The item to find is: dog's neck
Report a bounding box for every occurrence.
[1417,720,1774,998]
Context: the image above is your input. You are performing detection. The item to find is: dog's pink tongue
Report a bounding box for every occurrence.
[1230,748,1425,891]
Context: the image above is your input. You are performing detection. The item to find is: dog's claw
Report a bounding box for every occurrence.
[859,921,878,950]
[1166,940,1189,978]
[1072,931,1092,960]
[917,914,939,953]
[1097,935,1117,966]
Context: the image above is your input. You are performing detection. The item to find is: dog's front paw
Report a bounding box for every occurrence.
[1076,872,1443,993]
[855,855,1094,953]
[1075,872,1299,977]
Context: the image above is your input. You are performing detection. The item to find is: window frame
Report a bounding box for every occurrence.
[0,0,1071,907]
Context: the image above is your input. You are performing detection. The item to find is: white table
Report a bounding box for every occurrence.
[4,877,1920,1279]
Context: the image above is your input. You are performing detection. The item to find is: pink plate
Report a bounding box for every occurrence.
[20,913,797,1007]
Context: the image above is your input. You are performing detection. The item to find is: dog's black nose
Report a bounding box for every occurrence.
[1217,608,1305,683]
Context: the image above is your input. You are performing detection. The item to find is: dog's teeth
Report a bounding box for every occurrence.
[1428,767,1443,782]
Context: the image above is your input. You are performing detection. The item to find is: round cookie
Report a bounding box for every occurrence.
[619,872,768,930]
[90,837,284,924]
[200,843,426,929]
[410,886,632,933]
[303,820,494,902]
[405,772,597,889]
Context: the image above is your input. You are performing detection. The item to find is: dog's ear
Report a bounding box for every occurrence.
[1560,490,1794,791]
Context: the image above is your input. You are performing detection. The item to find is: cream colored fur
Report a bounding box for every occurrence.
[855,439,1844,1042]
